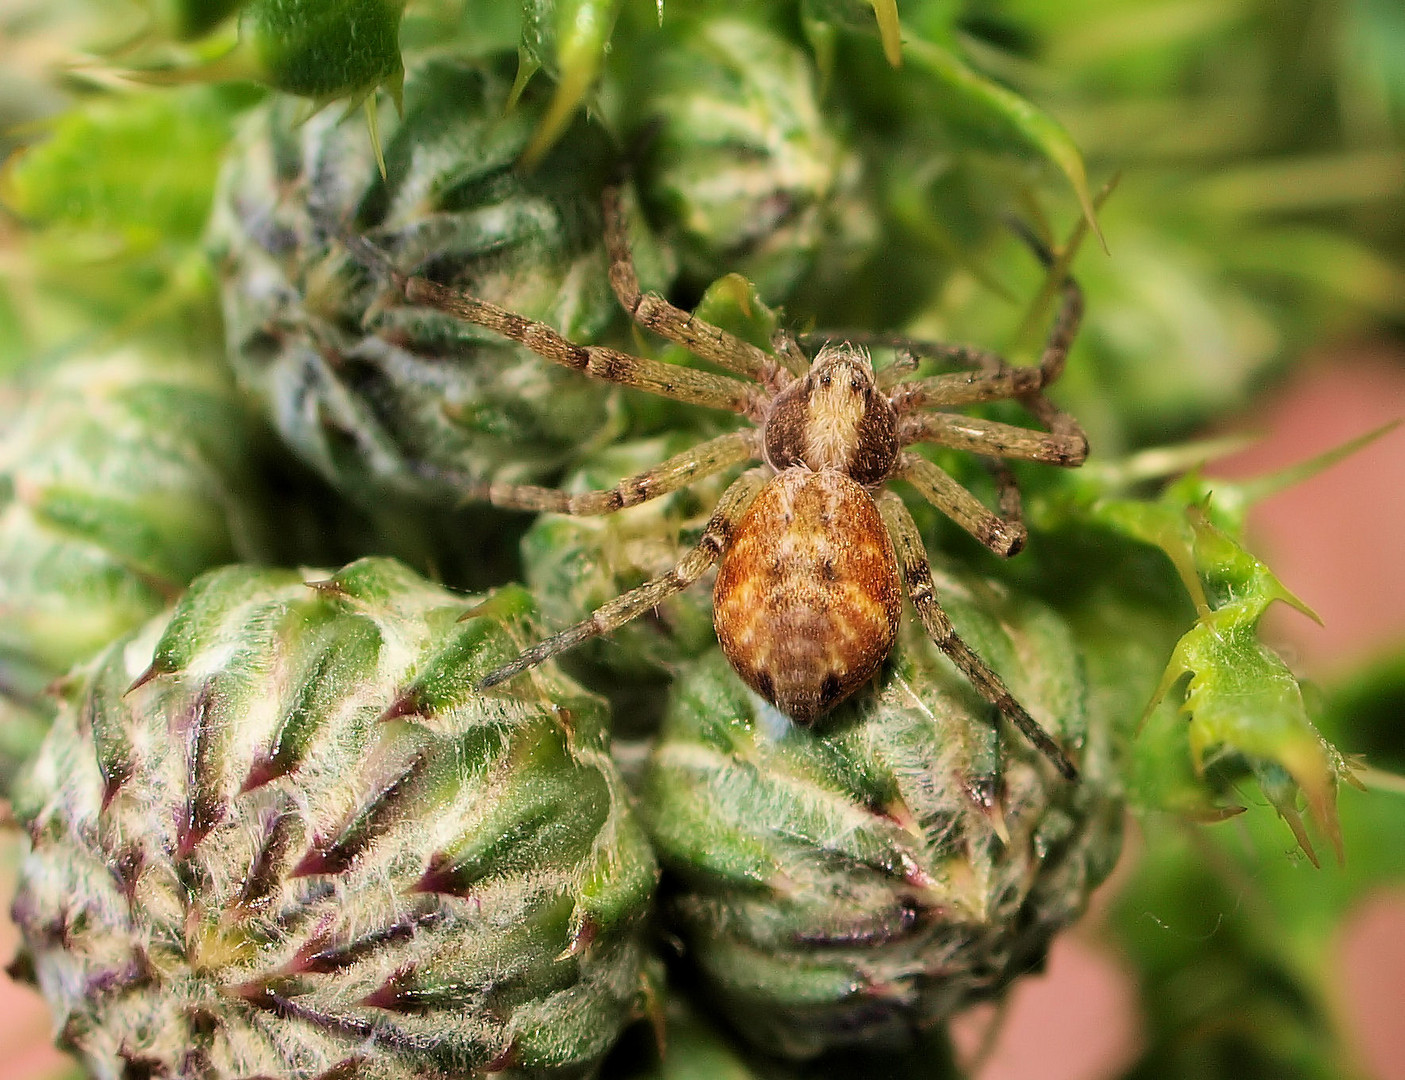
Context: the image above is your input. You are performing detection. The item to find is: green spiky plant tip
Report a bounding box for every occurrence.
[640,583,1122,1059]
[516,0,907,167]
[1023,427,1391,866]
[10,557,658,1080]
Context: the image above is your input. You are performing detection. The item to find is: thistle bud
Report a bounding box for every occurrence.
[207,53,623,509]
[621,16,877,299]
[641,583,1122,1058]
[12,558,658,1079]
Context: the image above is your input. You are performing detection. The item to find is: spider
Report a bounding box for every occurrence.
[338,184,1088,780]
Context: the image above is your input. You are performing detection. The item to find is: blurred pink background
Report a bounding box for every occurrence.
[2,348,1403,1080]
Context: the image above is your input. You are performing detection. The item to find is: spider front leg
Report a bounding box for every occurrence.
[877,491,1078,780]
[602,184,799,384]
[423,430,759,515]
[479,469,770,691]
[334,227,764,416]
[898,412,1088,467]
[846,227,1085,393]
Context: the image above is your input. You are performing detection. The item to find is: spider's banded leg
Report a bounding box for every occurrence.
[896,452,1026,558]
[818,261,1082,389]
[468,430,759,515]
[1007,220,1086,388]
[1031,277,1083,386]
[983,457,1025,536]
[479,469,769,690]
[877,491,1078,781]
[603,185,795,384]
[1017,388,1090,444]
[898,412,1088,466]
[398,275,759,414]
[888,367,1045,412]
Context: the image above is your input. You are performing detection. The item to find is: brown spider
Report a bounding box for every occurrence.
[340,185,1088,780]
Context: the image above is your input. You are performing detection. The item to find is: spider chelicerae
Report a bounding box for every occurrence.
[340,184,1088,780]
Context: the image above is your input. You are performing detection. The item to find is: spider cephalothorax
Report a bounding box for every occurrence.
[340,184,1088,779]
[762,346,898,483]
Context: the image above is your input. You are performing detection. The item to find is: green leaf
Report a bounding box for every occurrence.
[902,34,1105,248]
[518,0,622,164]
[800,0,904,65]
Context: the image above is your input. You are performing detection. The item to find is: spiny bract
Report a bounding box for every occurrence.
[11,557,658,1080]
[641,580,1123,1059]
[207,52,623,509]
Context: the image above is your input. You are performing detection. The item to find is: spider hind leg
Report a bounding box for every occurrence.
[877,490,1079,781]
[478,469,769,691]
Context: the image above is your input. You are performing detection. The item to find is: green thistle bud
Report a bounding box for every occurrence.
[207,53,623,508]
[0,345,267,689]
[621,16,877,299]
[138,0,245,42]
[640,583,1122,1058]
[12,557,658,1079]
[237,0,405,107]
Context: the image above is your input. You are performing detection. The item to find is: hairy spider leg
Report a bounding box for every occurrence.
[769,328,811,376]
[420,430,760,515]
[897,412,1087,466]
[887,364,1045,408]
[399,275,762,416]
[602,184,795,385]
[877,490,1079,780]
[479,469,770,690]
[982,456,1025,539]
[331,224,764,416]
[895,452,1027,558]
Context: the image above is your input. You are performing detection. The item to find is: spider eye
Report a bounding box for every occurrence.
[819,372,832,388]
[850,376,863,393]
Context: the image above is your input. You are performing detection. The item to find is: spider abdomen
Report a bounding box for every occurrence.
[713,468,902,723]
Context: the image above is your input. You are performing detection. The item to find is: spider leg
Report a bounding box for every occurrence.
[816,251,1084,390]
[479,468,769,690]
[333,226,763,416]
[817,226,1085,425]
[895,452,1027,558]
[398,274,761,415]
[877,491,1078,780]
[803,331,1011,377]
[438,430,759,514]
[769,328,810,374]
[603,185,797,384]
[874,347,920,391]
[898,412,1087,466]
[983,457,1025,535]
[887,366,1045,410]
